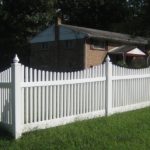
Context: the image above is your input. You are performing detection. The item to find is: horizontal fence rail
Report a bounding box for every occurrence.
[22,81,106,124]
[112,65,150,109]
[0,55,150,139]
[21,64,106,126]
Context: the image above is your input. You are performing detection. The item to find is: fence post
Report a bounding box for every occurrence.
[105,56,112,116]
[11,54,22,139]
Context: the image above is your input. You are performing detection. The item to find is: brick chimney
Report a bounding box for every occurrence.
[55,16,62,41]
[55,14,62,69]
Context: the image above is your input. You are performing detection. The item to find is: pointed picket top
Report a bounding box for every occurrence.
[106,55,111,62]
[13,54,20,63]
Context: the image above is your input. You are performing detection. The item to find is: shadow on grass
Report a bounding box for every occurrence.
[0,127,13,140]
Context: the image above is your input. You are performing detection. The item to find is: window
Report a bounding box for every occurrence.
[91,40,105,50]
[41,42,48,49]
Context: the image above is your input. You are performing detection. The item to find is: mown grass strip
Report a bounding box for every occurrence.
[0,107,150,150]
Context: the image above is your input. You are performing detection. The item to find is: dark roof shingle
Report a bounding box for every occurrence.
[61,24,148,45]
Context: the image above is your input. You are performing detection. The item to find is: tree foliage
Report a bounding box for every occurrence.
[56,0,128,30]
[56,0,150,36]
[115,0,150,36]
[0,0,150,68]
[0,0,56,67]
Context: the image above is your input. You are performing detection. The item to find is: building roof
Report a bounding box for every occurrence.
[31,23,148,45]
[31,25,55,43]
[61,24,148,45]
[108,45,146,56]
[31,24,86,43]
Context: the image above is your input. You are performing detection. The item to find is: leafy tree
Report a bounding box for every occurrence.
[0,0,56,68]
[0,0,150,69]
[56,0,150,37]
[56,0,128,30]
[113,0,150,36]
[140,0,150,36]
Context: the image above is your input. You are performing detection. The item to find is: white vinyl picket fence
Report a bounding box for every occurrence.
[0,55,150,139]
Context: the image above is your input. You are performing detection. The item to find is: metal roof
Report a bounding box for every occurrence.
[31,25,55,43]
[31,23,149,45]
[30,25,85,43]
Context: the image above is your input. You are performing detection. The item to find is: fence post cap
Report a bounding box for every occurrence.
[106,55,111,62]
[13,54,19,63]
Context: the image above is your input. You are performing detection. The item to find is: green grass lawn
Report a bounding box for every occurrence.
[1,107,150,150]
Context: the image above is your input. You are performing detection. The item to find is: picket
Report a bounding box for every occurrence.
[0,67,12,126]
[0,55,150,139]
